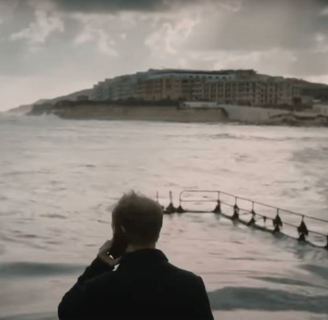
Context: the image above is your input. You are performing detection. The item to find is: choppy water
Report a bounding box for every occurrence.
[0,113,328,320]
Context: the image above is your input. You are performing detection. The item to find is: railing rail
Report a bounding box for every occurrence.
[179,190,328,224]
[158,189,328,249]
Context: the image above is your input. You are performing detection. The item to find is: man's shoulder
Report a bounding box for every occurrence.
[164,261,202,282]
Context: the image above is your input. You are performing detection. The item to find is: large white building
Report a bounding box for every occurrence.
[199,77,309,106]
[90,69,246,101]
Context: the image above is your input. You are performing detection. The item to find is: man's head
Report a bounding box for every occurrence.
[111,191,163,247]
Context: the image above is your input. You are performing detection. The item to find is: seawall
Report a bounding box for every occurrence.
[221,104,290,123]
[45,104,229,123]
[28,102,328,126]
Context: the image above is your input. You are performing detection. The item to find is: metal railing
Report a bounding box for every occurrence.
[159,189,328,249]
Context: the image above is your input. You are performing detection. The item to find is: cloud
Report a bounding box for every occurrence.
[73,14,118,56]
[288,51,328,76]
[320,5,328,15]
[0,0,18,24]
[181,0,328,52]
[0,0,19,15]
[145,16,200,56]
[144,1,227,58]
[10,0,64,44]
[1,0,328,110]
[70,11,146,56]
[143,0,328,78]
[55,0,201,14]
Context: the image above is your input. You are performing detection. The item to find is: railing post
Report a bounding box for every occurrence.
[273,209,283,233]
[165,191,176,214]
[298,216,308,241]
[164,189,328,250]
[232,198,239,221]
[176,191,186,213]
[247,209,256,226]
[213,200,221,214]
[176,200,185,214]
[213,192,221,214]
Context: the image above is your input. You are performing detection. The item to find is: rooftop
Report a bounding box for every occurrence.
[147,68,255,75]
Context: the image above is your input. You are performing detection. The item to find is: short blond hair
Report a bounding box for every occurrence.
[112,191,163,245]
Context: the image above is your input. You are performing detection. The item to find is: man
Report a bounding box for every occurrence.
[58,191,214,320]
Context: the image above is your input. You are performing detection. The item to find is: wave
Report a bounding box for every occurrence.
[1,169,53,177]
[207,286,328,313]
[203,133,328,142]
[207,133,296,142]
[0,262,86,279]
[0,312,57,320]
[39,213,67,219]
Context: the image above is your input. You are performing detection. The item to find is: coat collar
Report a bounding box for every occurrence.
[119,248,168,265]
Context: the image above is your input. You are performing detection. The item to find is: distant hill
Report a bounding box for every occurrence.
[7,88,93,113]
[33,88,93,105]
[7,104,33,114]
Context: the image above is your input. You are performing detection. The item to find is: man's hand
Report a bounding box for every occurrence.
[97,240,121,268]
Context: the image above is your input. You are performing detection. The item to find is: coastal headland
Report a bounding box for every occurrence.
[7,67,324,126]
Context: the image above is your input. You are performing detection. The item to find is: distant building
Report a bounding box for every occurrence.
[302,86,328,101]
[136,69,240,101]
[199,78,310,106]
[91,79,113,100]
[89,69,326,107]
[91,69,246,102]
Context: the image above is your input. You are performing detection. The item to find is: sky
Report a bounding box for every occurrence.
[1,0,328,110]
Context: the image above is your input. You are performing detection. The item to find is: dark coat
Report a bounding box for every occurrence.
[58,248,214,320]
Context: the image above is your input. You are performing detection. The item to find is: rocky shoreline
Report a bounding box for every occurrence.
[21,100,328,127]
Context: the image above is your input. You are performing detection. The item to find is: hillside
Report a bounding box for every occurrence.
[7,104,33,114]
[33,88,93,105]
[7,88,93,113]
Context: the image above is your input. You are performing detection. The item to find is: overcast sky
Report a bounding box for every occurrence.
[1,0,328,110]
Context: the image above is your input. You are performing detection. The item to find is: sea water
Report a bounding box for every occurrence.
[0,113,328,320]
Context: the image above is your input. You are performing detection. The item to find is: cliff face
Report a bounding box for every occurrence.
[29,102,228,123]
